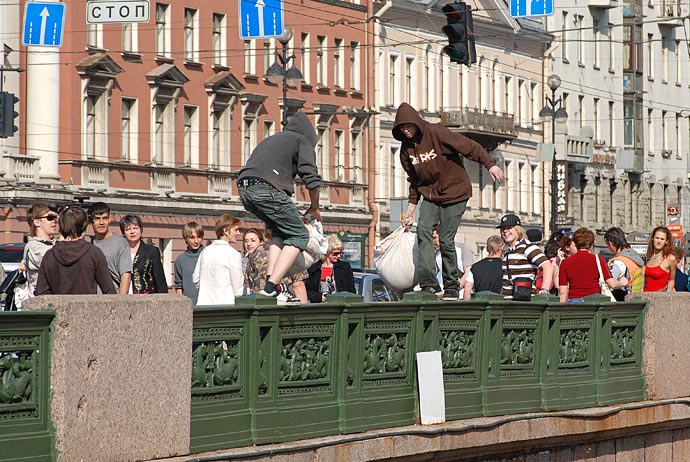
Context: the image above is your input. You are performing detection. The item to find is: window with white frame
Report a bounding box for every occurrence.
[531,165,540,214]
[593,98,599,140]
[676,40,682,85]
[212,13,226,67]
[84,94,107,160]
[662,110,668,151]
[317,127,329,181]
[155,3,171,58]
[122,23,138,53]
[152,103,174,165]
[576,15,584,65]
[593,17,600,67]
[519,162,528,212]
[440,52,446,109]
[648,108,654,153]
[334,38,344,88]
[609,101,615,145]
[242,117,257,167]
[121,98,138,162]
[301,33,310,84]
[504,76,513,115]
[423,47,431,111]
[405,56,414,105]
[244,41,256,75]
[263,40,274,75]
[210,109,231,170]
[561,11,569,62]
[662,35,669,82]
[608,23,615,71]
[647,33,654,79]
[264,120,274,139]
[334,130,343,180]
[388,53,398,106]
[578,95,584,129]
[676,113,681,158]
[350,132,361,183]
[183,105,198,167]
[184,8,199,62]
[517,79,524,125]
[350,41,360,91]
[316,36,327,86]
[530,81,538,127]
[86,24,103,49]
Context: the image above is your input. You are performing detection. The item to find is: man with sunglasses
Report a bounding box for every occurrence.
[20,204,58,299]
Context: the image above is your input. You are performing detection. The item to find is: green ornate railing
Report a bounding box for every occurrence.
[190,293,646,453]
[0,311,54,462]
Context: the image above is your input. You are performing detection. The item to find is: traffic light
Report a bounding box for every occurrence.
[442,2,476,66]
[0,91,19,138]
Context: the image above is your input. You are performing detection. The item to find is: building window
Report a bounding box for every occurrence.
[504,76,512,115]
[334,38,344,88]
[242,118,257,167]
[593,18,600,67]
[334,130,343,180]
[561,11,568,62]
[423,47,431,110]
[122,23,138,53]
[184,8,198,62]
[86,24,103,49]
[662,110,668,151]
[84,95,107,159]
[578,95,584,129]
[388,53,398,106]
[676,40,682,85]
[316,36,327,86]
[576,15,584,65]
[317,127,329,181]
[244,41,256,75]
[183,106,198,167]
[593,98,599,140]
[264,121,274,139]
[662,36,669,83]
[350,41,360,91]
[405,56,414,105]
[647,33,654,79]
[350,132,361,183]
[211,109,230,170]
[263,40,274,75]
[608,23,614,71]
[517,79,524,125]
[609,101,615,145]
[300,33,310,84]
[647,108,654,153]
[212,13,226,67]
[676,113,681,158]
[155,3,170,58]
[121,98,137,162]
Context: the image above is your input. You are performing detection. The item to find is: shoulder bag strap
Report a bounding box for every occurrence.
[595,254,605,283]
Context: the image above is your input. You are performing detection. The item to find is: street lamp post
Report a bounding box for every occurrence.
[539,74,568,235]
[265,26,303,128]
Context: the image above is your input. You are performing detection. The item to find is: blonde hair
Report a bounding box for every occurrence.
[327,234,343,254]
[511,225,527,241]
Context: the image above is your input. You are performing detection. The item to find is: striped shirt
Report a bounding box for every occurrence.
[502,238,549,299]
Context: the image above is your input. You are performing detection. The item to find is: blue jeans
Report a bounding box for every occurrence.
[567,298,585,304]
[417,199,468,291]
[239,183,309,250]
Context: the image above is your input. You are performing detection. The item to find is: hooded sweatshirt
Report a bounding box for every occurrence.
[238,112,321,196]
[608,248,645,282]
[35,239,116,295]
[392,102,496,205]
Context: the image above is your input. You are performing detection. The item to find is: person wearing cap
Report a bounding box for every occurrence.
[498,214,553,299]
[393,102,504,301]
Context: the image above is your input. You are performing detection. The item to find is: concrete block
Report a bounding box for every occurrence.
[638,293,690,400]
[644,431,672,461]
[23,295,193,462]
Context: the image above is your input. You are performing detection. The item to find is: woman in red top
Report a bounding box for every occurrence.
[644,226,677,292]
[558,227,625,303]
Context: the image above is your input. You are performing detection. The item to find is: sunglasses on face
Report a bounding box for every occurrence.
[331,251,342,256]
[39,214,59,222]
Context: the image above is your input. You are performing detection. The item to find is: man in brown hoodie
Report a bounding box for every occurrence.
[392,102,504,300]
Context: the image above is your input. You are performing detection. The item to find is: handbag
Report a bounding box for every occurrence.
[505,251,532,302]
[0,270,27,311]
[595,254,616,302]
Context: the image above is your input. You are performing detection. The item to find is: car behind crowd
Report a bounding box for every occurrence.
[353,271,400,302]
[0,243,25,272]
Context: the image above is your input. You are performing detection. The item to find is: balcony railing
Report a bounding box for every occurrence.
[440,107,517,135]
[82,161,110,189]
[3,154,40,183]
[657,1,685,26]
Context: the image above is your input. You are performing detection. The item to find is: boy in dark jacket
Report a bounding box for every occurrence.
[237,112,321,306]
[35,207,116,295]
[392,103,504,300]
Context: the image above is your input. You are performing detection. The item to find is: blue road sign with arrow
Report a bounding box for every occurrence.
[23,2,67,47]
[239,0,284,39]
[510,0,553,18]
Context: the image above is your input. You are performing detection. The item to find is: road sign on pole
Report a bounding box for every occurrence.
[510,0,553,18]
[22,2,67,47]
[239,0,284,40]
[87,0,150,24]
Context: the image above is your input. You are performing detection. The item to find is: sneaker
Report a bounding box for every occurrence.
[258,288,278,297]
[442,289,459,301]
[276,291,301,306]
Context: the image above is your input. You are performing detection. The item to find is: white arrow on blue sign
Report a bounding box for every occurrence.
[239,0,284,40]
[23,2,67,47]
[510,0,553,18]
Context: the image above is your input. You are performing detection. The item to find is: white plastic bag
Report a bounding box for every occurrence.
[287,218,328,276]
[374,226,418,292]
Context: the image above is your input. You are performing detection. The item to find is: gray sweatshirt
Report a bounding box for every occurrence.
[238,112,321,195]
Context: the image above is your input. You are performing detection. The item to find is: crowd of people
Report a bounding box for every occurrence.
[3,105,686,308]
